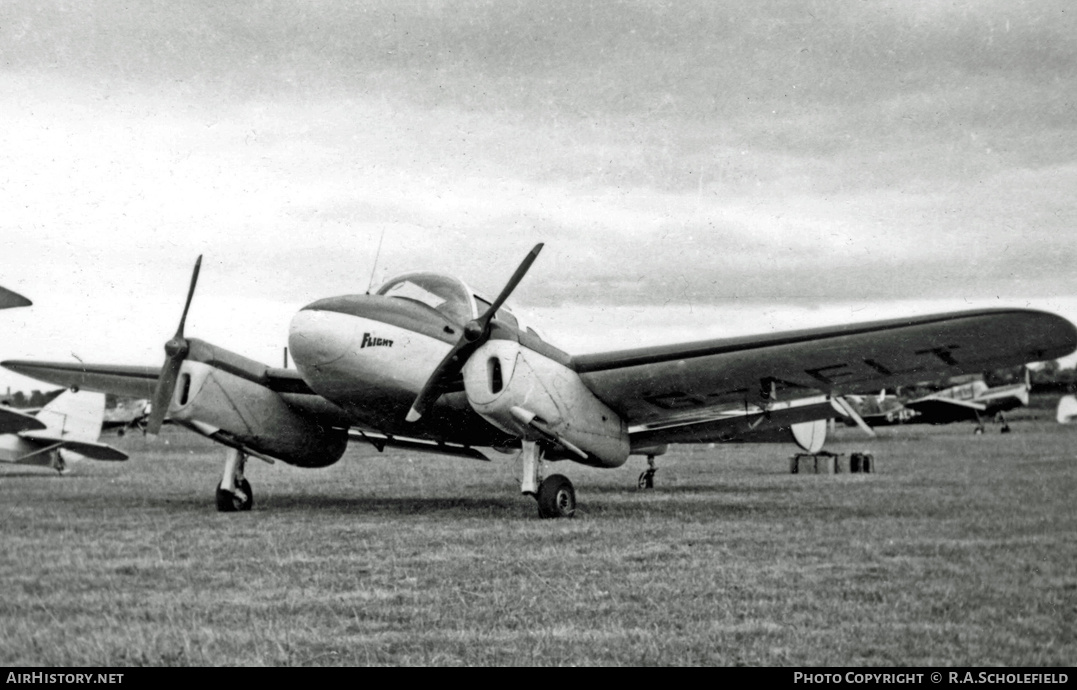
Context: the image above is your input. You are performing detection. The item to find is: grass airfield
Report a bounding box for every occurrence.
[2,409,1075,666]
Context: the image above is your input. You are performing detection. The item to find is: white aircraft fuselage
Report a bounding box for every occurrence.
[287,272,630,468]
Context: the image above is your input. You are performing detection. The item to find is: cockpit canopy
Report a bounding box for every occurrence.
[376,272,527,333]
[376,273,474,326]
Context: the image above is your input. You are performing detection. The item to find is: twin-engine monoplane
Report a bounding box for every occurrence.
[4,246,1076,517]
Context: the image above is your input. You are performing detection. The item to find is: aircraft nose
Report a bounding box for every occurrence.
[288,308,354,369]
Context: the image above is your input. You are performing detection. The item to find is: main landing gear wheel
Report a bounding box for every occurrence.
[536,474,576,519]
[216,479,253,512]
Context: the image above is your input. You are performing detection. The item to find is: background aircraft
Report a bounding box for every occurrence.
[0,390,128,473]
[4,248,1075,517]
[902,370,1031,433]
[842,370,1032,433]
[102,398,152,436]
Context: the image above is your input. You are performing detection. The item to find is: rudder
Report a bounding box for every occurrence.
[34,391,107,442]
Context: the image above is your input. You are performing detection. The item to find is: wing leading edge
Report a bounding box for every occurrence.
[572,308,1077,443]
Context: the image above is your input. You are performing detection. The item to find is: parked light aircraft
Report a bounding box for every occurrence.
[0,390,128,473]
[3,246,1076,517]
[842,371,1031,433]
[901,370,1032,433]
[102,398,151,436]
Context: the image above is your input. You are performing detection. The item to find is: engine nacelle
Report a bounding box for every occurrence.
[463,339,629,468]
[169,361,348,467]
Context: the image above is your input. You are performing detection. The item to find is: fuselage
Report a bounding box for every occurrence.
[287,272,549,446]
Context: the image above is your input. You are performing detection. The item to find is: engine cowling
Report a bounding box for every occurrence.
[462,339,629,468]
[168,361,348,467]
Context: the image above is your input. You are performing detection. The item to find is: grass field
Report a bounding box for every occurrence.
[2,406,1075,666]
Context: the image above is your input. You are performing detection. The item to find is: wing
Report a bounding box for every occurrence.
[572,308,1076,444]
[0,360,319,400]
[2,362,161,399]
[0,285,31,310]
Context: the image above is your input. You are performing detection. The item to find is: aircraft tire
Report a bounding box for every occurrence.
[536,474,576,519]
[215,479,253,512]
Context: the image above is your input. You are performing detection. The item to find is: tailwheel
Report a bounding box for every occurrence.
[536,474,576,519]
[216,478,253,512]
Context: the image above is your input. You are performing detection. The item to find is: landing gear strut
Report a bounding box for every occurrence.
[216,448,253,512]
[637,454,657,489]
[520,440,576,519]
[51,450,68,476]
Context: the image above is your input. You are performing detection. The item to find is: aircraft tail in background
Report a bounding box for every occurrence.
[0,390,128,473]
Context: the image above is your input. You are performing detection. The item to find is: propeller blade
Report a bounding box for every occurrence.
[174,255,202,340]
[831,396,877,438]
[147,256,202,435]
[406,243,544,422]
[147,356,182,434]
[477,243,543,330]
[405,339,474,422]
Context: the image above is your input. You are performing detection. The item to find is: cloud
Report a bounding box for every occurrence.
[1,2,1075,391]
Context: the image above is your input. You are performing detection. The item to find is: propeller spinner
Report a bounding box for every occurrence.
[406,243,544,422]
[147,255,202,435]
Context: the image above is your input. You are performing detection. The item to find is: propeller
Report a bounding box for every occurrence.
[146,255,202,435]
[406,243,544,422]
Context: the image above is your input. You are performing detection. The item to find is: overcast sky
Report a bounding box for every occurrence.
[2,1,1076,392]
